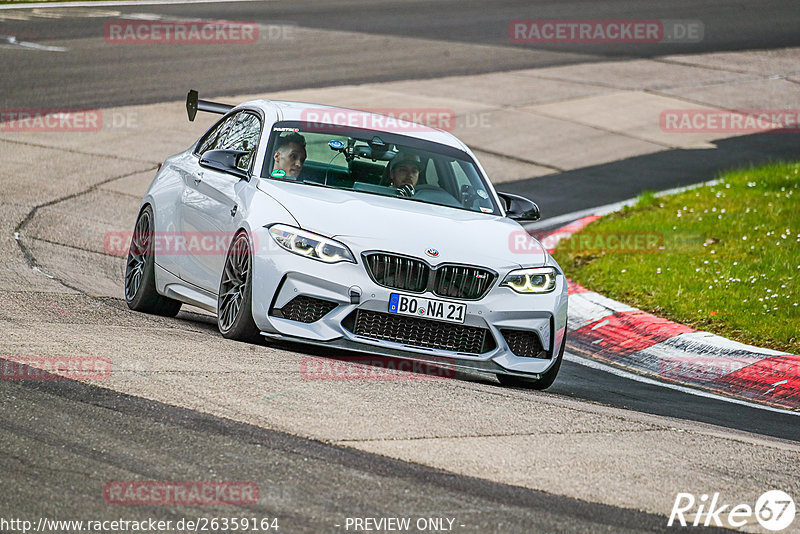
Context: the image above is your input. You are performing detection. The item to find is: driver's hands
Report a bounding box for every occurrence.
[397,184,415,197]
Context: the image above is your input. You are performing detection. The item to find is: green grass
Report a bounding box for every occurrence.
[553,161,799,353]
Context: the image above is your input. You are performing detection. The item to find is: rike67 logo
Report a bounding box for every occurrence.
[669,490,795,531]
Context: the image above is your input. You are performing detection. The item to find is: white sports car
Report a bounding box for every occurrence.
[124,90,568,388]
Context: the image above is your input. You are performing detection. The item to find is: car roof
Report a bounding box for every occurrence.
[238,99,468,149]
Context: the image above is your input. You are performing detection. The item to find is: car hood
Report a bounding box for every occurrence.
[257,179,547,268]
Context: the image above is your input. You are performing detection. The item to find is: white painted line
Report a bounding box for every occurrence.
[564,352,799,417]
[590,319,609,331]
[0,35,67,51]
[524,178,722,231]
[525,203,626,232]
[0,0,265,10]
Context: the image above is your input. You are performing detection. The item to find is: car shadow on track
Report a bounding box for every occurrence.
[166,305,499,386]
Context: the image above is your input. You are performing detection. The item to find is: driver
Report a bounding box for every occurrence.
[272,132,306,179]
[388,152,423,196]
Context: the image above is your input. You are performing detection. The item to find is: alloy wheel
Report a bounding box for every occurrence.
[218,233,250,332]
[125,209,151,301]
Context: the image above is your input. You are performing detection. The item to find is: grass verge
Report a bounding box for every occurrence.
[552,161,799,353]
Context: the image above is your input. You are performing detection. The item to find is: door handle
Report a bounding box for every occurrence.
[230,204,238,217]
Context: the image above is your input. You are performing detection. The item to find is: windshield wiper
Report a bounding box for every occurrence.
[298,179,337,188]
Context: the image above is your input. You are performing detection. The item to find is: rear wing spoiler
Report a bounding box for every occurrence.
[186,89,234,122]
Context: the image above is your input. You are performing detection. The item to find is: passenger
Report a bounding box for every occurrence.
[387,152,423,196]
[272,132,306,179]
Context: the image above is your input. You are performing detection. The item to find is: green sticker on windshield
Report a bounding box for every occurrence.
[271,169,286,178]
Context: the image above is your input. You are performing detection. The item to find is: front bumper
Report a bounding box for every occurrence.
[251,234,568,377]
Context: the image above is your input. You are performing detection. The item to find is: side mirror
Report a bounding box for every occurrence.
[199,149,250,179]
[497,192,540,222]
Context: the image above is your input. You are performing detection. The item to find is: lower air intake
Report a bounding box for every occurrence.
[501,329,548,358]
[272,296,337,323]
[344,309,495,355]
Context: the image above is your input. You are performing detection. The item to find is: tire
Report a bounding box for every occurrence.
[124,205,182,317]
[497,333,566,390]
[217,231,262,343]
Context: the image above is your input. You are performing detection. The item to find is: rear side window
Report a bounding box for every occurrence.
[218,112,262,170]
[196,115,235,155]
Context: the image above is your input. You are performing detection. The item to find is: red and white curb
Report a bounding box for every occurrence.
[541,215,800,411]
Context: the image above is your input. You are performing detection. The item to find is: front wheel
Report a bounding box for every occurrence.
[124,205,182,317]
[217,231,261,343]
[497,333,566,390]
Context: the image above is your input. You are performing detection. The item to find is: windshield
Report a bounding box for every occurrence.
[261,121,500,215]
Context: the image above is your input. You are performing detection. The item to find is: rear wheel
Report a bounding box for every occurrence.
[217,231,261,342]
[497,333,566,390]
[124,205,182,316]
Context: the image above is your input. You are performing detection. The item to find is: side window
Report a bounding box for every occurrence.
[219,112,262,170]
[196,115,234,155]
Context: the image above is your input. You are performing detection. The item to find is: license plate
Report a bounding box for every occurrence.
[388,293,466,324]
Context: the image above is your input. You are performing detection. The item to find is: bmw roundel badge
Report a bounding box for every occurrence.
[425,248,439,257]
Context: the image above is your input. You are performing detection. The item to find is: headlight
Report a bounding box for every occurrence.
[268,224,355,264]
[501,267,558,293]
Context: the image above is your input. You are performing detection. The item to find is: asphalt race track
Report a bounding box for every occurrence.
[1,1,799,533]
[3,0,800,109]
[2,367,714,533]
